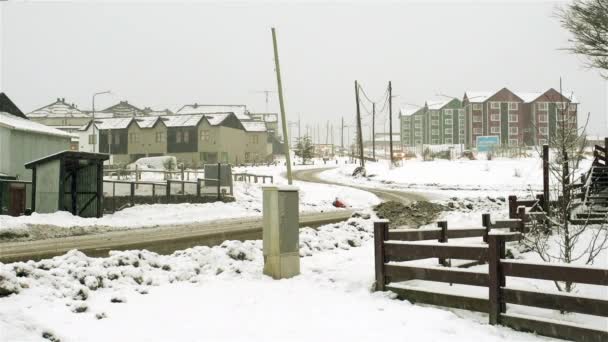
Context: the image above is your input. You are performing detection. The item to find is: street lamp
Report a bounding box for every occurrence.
[92,90,111,154]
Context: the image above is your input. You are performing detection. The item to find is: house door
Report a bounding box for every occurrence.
[9,185,26,216]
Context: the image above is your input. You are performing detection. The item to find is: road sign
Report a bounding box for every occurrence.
[476,136,500,152]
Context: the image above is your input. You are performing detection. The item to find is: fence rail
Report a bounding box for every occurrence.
[374,218,608,342]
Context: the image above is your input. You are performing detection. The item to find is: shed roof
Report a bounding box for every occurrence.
[0,112,74,138]
[25,150,109,169]
[0,93,26,119]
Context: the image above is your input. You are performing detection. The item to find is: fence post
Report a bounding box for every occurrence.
[482,213,491,243]
[135,165,139,190]
[542,144,550,213]
[196,178,201,197]
[508,195,517,219]
[374,220,389,291]
[438,221,448,266]
[152,183,156,201]
[181,164,185,181]
[130,182,135,207]
[536,194,545,213]
[217,163,221,200]
[517,206,527,234]
[166,180,171,203]
[488,234,506,325]
[112,182,116,213]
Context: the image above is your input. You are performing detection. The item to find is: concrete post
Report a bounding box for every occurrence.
[263,185,300,279]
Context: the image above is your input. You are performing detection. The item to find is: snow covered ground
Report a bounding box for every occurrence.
[0,213,550,342]
[0,161,379,236]
[321,156,593,199]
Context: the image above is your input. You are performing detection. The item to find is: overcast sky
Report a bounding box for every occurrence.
[1,0,607,143]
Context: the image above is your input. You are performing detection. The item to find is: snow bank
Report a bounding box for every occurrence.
[0,212,544,342]
[128,156,176,170]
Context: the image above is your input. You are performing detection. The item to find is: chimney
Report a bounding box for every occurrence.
[62,98,65,103]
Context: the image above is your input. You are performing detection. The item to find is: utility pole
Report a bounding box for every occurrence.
[389,81,394,165]
[372,102,376,160]
[271,28,292,184]
[355,81,365,168]
[341,117,344,151]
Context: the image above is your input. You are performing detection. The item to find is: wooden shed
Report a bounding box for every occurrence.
[25,151,109,218]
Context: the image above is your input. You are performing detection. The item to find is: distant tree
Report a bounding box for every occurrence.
[558,0,608,77]
[295,135,314,164]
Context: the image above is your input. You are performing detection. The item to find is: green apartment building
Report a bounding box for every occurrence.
[400,99,464,146]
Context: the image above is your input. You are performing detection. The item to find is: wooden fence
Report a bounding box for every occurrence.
[103,177,232,213]
[232,173,274,184]
[374,218,608,342]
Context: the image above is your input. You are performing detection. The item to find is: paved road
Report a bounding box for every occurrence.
[291,167,428,203]
[0,210,352,263]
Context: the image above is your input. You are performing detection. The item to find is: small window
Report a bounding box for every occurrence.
[176,131,183,143]
[538,114,548,123]
[183,131,190,143]
[445,138,453,144]
[432,120,439,126]
[539,127,548,135]
[509,102,518,110]
[114,134,120,145]
[509,139,519,146]
[569,104,577,111]
[155,132,165,143]
[508,114,518,123]
[415,131,421,137]
[200,130,210,142]
[569,116,576,123]
[491,102,500,109]
[445,118,453,125]
[415,116,422,121]
[458,109,464,115]
[538,102,548,110]
[444,128,452,134]
[473,115,482,123]
[415,124,421,129]
[509,126,518,135]
[129,133,139,143]
[432,129,439,135]
[490,126,500,134]
[415,140,422,144]
[473,128,482,134]
[556,102,565,110]
[473,103,482,110]
[444,109,453,115]
[431,139,439,144]
[88,134,95,144]
[491,114,500,122]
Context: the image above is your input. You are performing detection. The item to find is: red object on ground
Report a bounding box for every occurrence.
[333,199,346,208]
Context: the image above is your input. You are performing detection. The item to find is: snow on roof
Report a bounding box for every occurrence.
[160,114,204,127]
[0,112,74,138]
[250,113,278,123]
[94,117,133,130]
[133,117,160,128]
[203,113,230,126]
[399,106,422,117]
[464,91,498,103]
[513,92,542,103]
[426,99,451,110]
[27,99,89,118]
[241,121,267,132]
[176,104,251,120]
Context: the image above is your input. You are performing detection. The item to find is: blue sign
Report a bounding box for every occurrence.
[476,136,500,152]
